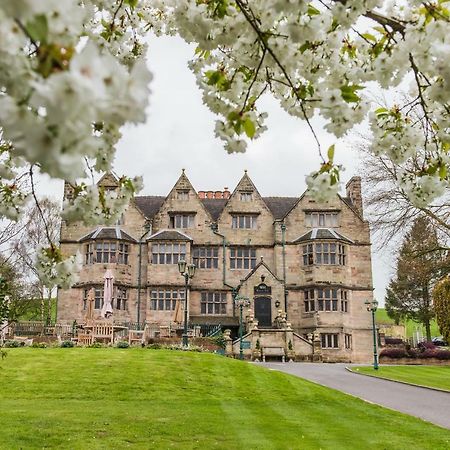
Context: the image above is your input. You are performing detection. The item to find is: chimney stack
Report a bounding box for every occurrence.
[223,187,230,199]
[63,181,74,201]
[198,191,206,199]
[345,176,363,216]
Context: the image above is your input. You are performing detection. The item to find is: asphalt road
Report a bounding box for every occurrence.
[259,362,450,429]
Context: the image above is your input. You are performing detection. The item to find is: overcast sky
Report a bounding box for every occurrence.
[37,35,393,303]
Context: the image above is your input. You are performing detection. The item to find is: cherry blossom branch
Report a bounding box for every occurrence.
[235,0,325,161]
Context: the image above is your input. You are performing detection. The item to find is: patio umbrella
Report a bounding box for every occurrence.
[173,297,183,324]
[101,269,114,319]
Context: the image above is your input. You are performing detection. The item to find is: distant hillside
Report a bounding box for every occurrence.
[376,308,440,338]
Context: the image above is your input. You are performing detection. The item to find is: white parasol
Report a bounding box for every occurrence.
[101,269,114,319]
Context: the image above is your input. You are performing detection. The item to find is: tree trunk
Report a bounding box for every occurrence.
[423,286,432,342]
[424,319,432,342]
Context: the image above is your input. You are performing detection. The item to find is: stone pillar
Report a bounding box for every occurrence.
[285,323,295,362]
[223,329,233,356]
[313,332,322,362]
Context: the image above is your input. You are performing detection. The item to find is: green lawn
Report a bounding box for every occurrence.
[376,308,440,338]
[0,349,449,449]
[353,366,450,391]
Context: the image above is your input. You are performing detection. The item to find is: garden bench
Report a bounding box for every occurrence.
[262,346,286,363]
[128,329,145,346]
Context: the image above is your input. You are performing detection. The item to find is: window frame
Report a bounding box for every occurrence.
[151,242,186,265]
[229,247,257,270]
[149,288,185,311]
[305,211,339,228]
[321,333,339,349]
[176,190,189,200]
[231,214,257,229]
[193,246,219,269]
[302,241,346,266]
[344,334,352,349]
[200,292,228,315]
[239,192,253,202]
[169,213,195,229]
[303,288,348,313]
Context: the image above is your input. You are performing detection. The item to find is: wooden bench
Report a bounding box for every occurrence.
[128,329,145,346]
[262,346,286,363]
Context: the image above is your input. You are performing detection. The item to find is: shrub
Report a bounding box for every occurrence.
[384,337,404,346]
[147,343,162,350]
[32,342,47,348]
[418,341,436,351]
[210,334,226,350]
[3,340,21,348]
[433,349,450,360]
[88,342,106,348]
[406,348,421,358]
[116,341,129,348]
[380,348,408,358]
[60,340,74,348]
[419,349,436,359]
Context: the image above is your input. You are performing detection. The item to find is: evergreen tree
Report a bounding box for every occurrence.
[385,217,447,341]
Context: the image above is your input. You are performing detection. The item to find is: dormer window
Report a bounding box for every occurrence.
[177,190,189,200]
[240,192,253,202]
[80,227,135,265]
[305,212,339,227]
[169,213,195,228]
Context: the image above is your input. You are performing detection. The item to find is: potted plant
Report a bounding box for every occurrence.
[252,338,262,361]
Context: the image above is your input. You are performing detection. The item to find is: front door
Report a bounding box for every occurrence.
[254,297,272,327]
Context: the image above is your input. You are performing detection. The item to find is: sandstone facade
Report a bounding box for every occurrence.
[58,170,375,362]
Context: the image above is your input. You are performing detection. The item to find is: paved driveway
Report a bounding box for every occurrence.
[260,363,450,429]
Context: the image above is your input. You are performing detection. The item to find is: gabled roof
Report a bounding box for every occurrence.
[201,198,228,221]
[147,229,192,241]
[240,258,283,284]
[79,227,136,242]
[262,197,298,220]
[293,228,354,244]
[134,196,166,219]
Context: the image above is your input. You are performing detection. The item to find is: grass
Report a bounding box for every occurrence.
[376,308,440,338]
[353,366,450,392]
[0,349,449,449]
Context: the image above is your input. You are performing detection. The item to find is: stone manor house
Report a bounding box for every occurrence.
[58,170,375,362]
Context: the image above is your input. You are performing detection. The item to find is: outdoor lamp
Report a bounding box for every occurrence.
[365,298,379,370]
[275,300,281,308]
[234,295,251,360]
[179,260,196,348]
[187,263,196,278]
[178,259,187,275]
[365,299,378,312]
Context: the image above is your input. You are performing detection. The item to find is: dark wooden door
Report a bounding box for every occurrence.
[254,297,272,327]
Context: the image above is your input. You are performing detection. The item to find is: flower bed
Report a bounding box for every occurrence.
[380,347,450,365]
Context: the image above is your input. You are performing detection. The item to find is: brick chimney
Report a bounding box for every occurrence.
[63,181,74,200]
[198,191,206,199]
[345,176,363,216]
[223,187,230,199]
[207,191,214,199]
